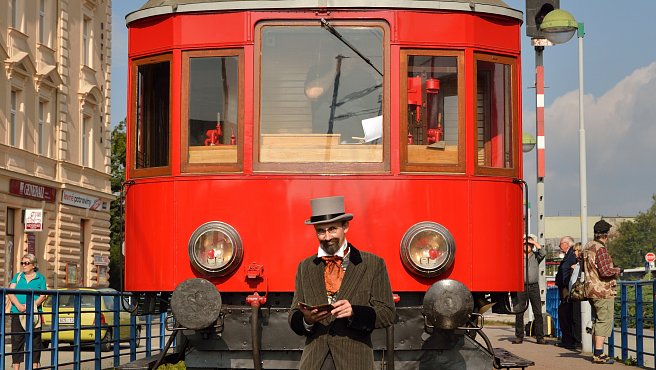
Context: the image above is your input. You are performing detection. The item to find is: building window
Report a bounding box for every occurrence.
[38,0,46,44]
[83,17,92,67]
[80,219,89,286]
[5,208,16,286]
[10,90,18,147]
[11,0,20,30]
[82,116,92,167]
[38,101,45,155]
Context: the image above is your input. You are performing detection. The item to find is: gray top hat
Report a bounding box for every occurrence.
[305,196,354,225]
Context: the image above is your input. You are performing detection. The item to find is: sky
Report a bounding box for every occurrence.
[110,1,656,219]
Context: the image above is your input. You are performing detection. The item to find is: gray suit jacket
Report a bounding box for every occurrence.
[289,244,395,370]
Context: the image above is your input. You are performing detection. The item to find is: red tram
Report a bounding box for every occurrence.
[124,0,526,368]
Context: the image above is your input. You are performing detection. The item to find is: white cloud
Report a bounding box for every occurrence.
[526,61,656,216]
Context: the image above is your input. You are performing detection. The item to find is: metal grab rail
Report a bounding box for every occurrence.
[2,288,171,370]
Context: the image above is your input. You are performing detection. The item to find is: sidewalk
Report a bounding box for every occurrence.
[485,325,628,369]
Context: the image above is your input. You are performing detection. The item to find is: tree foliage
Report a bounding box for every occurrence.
[109,120,126,290]
[609,194,656,269]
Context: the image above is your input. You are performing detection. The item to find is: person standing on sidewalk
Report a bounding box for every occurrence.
[584,219,622,365]
[555,236,577,349]
[512,234,546,344]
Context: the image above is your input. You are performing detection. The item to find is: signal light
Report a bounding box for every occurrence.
[188,221,244,276]
[400,221,455,278]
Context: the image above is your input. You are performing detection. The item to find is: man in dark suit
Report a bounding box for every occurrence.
[555,236,578,349]
[289,196,395,370]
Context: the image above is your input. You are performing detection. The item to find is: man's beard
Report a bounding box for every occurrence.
[321,239,340,255]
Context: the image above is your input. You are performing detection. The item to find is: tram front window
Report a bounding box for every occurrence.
[134,57,171,171]
[475,54,517,174]
[258,23,385,165]
[182,50,242,171]
[401,51,464,172]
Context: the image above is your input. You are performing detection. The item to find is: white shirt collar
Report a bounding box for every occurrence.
[317,238,349,258]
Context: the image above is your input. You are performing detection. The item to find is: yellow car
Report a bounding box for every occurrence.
[41,288,141,351]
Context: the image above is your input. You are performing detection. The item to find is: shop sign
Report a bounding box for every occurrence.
[25,209,44,231]
[10,179,56,202]
[62,190,108,210]
[27,233,36,255]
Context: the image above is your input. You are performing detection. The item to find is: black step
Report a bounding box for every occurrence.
[493,347,535,369]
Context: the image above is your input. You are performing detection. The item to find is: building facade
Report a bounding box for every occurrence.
[1,0,113,288]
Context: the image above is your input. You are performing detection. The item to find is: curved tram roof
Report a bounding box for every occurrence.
[126,0,523,25]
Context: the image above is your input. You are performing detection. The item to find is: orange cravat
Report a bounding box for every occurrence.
[322,256,344,296]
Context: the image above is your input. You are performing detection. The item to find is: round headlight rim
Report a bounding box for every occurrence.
[188,221,243,277]
[400,221,456,278]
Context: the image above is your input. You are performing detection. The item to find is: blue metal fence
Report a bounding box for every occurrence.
[547,280,656,368]
[2,288,170,370]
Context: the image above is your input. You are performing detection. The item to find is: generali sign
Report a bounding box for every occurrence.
[9,179,56,202]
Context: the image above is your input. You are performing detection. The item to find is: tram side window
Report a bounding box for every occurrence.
[182,50,243,172]
[401,51,464,172]
[256,23,387,171]
[134,57,171,173]
[475,54,517,175]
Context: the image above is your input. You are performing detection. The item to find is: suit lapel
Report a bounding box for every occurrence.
[308,257,327,304]
[337,245,367,301]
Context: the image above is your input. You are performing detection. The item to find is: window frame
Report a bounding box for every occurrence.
[38,0,46,45]
[10,90,18,147]
[10,0,21,30]
[400,49,466,173]
[82,16,92,67]
[82,115,92,167]
[38,100,45,155]
[473,53,519,177]
[253,20,390,174]
[130,53,173,178]
[181,49,244,173]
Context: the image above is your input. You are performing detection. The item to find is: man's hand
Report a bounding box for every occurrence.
[330,300,353,319]
[298,303,331,325]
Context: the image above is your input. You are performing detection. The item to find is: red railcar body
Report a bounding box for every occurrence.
[126,178,523,292]
[124,1,526,368]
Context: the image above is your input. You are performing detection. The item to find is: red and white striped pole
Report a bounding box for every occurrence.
[535,46,545,247]
[534,45,547,318]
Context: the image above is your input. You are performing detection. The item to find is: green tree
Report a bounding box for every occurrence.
[109,120,126,290]
[609,194,656,270]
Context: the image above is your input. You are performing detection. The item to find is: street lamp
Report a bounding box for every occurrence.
[522,133,536,153]
[540,8,591,353]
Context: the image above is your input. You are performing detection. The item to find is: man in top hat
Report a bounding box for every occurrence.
[289,196,395,370]
[583,219,622,364]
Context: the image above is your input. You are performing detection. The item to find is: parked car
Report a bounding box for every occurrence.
[41,288,141,351]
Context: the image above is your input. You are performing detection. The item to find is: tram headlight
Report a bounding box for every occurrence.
[188,221,243,276]
[400,221,455,278]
